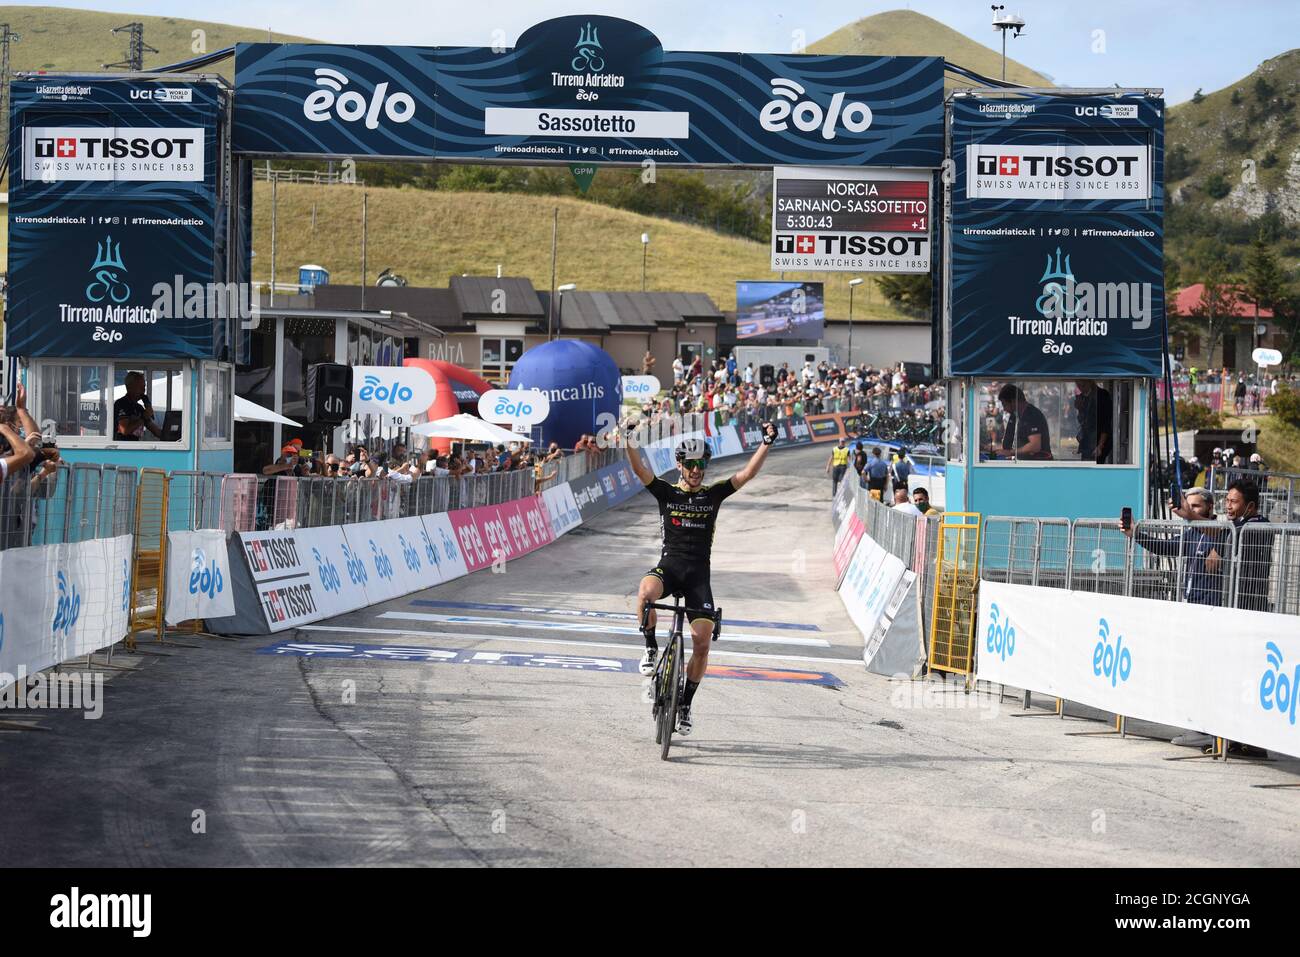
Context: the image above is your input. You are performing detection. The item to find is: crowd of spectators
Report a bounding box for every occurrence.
[613,355,944,438]
[263,436,568,491]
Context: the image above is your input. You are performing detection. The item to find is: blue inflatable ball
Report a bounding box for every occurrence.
[508,341,623,450]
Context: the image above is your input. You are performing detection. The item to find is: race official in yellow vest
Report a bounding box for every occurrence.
[826,437,850,496]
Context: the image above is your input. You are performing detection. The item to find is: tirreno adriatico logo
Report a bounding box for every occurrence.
[572,22,606,73]
[1036,247,1075,319]
[86,234,129,304]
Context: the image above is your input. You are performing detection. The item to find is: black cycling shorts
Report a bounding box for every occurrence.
[644,557,716,624]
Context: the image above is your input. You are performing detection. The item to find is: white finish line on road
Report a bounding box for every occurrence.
[375,611,832,647]
[298,625,859,666]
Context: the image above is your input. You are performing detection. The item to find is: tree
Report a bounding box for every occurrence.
[1192,88,1205,104]
[1243,235,1290,317]
[1203,172,1232,199]
[1189,268,1242,365]
[874,274,931,316]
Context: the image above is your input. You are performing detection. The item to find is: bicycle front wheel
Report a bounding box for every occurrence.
[660,632,683,761]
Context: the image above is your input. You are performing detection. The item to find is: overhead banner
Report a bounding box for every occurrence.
[771,167,931,273]
[946,94,1163,377]
[232,16,943,167]
[6,79,229,360]
[977,581,1300,759]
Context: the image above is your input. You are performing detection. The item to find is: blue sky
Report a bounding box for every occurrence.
[33,0,1300,104]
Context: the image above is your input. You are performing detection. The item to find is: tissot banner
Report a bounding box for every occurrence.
[946,94,1163,377]
[7,79,225,359]
[233,16,943,167]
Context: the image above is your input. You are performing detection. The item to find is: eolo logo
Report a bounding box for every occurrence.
[1092,618,1132,686]
[52,571,81,637]
[358,374,413,405]
[985,603,1015,661]
[188,548,224,598]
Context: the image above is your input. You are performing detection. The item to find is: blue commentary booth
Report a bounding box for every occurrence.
[7,74,240,473]
[939,89,1165,524]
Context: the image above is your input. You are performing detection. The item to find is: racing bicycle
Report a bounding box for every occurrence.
[641,594,722,760]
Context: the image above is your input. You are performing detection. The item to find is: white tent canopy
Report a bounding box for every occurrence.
[234,395,301,426]
[409,413,531,445]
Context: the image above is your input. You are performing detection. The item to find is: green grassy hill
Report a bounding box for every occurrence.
[1165,49,1300,279]
[252,182,921,322]
[808,9,1053,89]
[0,5,314,81]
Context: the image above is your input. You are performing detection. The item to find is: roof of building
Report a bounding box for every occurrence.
[451,276,545,320]
[312,284,467,330]
[1173,284,1275,319]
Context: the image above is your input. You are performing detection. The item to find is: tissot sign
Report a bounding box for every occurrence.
[24,126,205,182]
[946,94,1164,376]
[233,15,943,166]
[771,166,931,272]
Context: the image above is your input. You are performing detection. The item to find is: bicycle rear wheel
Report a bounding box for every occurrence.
[660,631,683,761]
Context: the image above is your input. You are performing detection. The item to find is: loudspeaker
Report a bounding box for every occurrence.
[759,364,775,387]
[306,363,353,425]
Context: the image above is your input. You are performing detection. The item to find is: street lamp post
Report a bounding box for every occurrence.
[848,278,864,369]
[641,232,650,292]
[555,283,576,341]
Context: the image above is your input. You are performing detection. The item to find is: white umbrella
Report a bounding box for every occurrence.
[234,395,301,426]
[409,413,532,445]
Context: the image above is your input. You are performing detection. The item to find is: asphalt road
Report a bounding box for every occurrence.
[1,443,1298,866]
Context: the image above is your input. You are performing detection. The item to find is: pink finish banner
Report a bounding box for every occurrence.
[447,495,556,572]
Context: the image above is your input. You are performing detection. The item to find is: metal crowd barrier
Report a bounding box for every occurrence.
[979,515,1300,616]
[0,461,139,550]
[1206,466,1299,524]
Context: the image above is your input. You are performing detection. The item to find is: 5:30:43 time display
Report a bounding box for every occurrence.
[779,215,834,229]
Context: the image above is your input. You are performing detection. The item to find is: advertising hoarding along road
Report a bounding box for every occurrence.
[977,581,1300,760]
[771,167,932,273]
[232,15,943,167]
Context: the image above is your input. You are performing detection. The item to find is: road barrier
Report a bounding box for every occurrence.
[832,483,1300,758]
[0,416,818,692]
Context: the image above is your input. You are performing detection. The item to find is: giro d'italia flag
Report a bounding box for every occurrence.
[771,166,931,273]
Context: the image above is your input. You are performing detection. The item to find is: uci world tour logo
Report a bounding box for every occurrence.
[86,235,129,304]
[572,22,605,73]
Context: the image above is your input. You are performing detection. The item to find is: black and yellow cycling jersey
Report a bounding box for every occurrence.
[644,476,736,565]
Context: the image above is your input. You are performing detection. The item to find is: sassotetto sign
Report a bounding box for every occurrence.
[233,15,944,167]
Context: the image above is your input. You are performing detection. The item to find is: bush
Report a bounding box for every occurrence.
[1266,387,1300,429]
[1174,399,1223,430]
[1203,172,1232,199]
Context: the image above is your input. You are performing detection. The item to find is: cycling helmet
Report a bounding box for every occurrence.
[675,439,712,463]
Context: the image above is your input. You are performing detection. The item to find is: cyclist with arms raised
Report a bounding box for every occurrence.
[625,420,778,735]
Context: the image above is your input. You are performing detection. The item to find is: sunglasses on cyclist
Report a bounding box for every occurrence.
[681,458,708,471]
